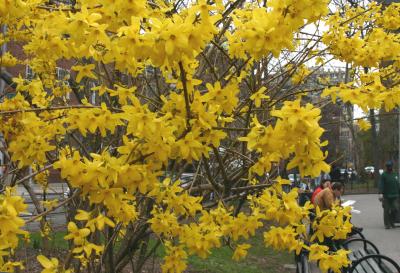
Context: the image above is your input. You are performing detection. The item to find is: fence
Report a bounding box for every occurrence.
[342,175,379,194]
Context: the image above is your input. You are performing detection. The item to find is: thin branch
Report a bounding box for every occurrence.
[26,190,80,224]
[69,133,92,159]
[178,62,192,127]
[10,164,53,187]
[212,147,230,193]
[0,105,98,116]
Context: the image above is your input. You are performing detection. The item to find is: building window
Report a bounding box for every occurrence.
[89,81,97,104]
[56,67,71,100]
[25,65,35,79]
[56,67,70,82]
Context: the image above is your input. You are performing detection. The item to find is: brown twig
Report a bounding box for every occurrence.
[25,190,80,224]
[0,105,97,115]
[11,164,53,187]
[178,62,192,127]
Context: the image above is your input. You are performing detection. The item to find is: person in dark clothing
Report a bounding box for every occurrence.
[379,160,400,229]
[330,166,341,182]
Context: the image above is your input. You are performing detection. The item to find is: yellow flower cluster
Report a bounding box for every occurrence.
[204,82,239,115]
[357,119,372,131]
[0,106,61,168]
[232,243,251,261]
[265,182,352,273]
[322,68,400,112]
[227,0,328,59]
[264,226,304,253]
[54,151,141,224]
[19,0,221,74]
[0,0,33,22]
[254,181,353,273]
[151,178,353,272]
[161,243,188,273]
[291,65,311,85]
[323,3,400,67]
[308,245,351,273]
[251,179,304,224]
[149,186,263,262]
[0,52,19,67]
[0,188,28,272]
[2,0,387,272]
[37,255,71,273]
[377,3,400,30]
[241,100,330,178]
[63,221,104,265]
[66,104,122,137]
[311,206,353,243]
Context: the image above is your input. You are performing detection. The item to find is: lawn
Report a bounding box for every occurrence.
[188,232,294,273]
[28,230,68,250]
[22,229,294,273]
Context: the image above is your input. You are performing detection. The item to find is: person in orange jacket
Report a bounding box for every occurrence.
[314,182,344,211]
[311,178,332,204]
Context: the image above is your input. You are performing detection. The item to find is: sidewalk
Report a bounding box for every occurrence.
[311,194,400,273]
[345,194,400,261]
[17,182,69,231]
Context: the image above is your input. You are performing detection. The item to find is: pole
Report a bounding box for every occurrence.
[398,108,400,179]
[369,108,380,188]
[0,25,7,99]
[0,25,6,189]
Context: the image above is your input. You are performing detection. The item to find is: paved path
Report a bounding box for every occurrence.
[310,194,400,273]
[344,194,400,262]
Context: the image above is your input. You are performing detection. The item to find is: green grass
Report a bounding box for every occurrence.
[149,229,293,273]
[28,231,68,250]
[24,230,293,273]
[188,232,293,273]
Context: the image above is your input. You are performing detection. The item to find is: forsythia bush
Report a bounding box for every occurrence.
[0,0,399,272]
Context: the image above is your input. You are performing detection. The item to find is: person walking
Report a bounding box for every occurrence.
[379,160,400,229]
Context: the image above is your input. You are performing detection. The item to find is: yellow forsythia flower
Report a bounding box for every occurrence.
[232,244,251,261]
[357,119,371,131]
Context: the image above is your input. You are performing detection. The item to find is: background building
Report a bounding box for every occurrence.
[304,68,357,169]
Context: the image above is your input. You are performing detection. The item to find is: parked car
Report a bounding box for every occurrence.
[364,166,384,175]
[172,173,197,189]
[288,173,300,184]
[338,168,358,182]
[364,166,374,174]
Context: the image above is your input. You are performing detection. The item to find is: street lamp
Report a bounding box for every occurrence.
[398,108,400,179]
